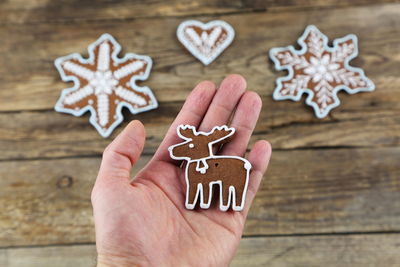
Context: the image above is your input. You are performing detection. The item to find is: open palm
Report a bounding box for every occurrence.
[91,75,272,266]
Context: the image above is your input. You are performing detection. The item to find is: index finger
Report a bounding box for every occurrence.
[152,80,216,163]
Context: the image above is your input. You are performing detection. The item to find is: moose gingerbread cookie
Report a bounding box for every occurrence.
[177,20,235,65]
[54,33,158,137]
[269,25,375,118]
[168,125,251,211]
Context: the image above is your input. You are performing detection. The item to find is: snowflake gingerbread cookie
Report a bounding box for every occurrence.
[177,20,235,65]
[54,34,158,137]
[269,25,375,118]
[168,125,251,211]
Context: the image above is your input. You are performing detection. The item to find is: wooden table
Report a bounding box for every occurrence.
[1,0,400,266]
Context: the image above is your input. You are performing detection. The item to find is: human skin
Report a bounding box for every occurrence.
[91,74,272,266]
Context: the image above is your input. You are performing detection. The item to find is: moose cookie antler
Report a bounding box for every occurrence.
[168,125,251,211]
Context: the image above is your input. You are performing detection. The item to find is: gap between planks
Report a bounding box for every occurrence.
[0,1,398,26]
[2,230,400,250]
[0,144,397,163]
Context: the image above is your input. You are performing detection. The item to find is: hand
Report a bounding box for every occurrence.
[91,74,272,266]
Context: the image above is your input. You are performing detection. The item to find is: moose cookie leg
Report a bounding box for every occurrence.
[201,183,211,207]
[234,166,250,210]
[233,181,247,210]
[221,185,233,211]
[186,182,200,209]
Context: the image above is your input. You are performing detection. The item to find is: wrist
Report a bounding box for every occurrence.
[97,253,147,267]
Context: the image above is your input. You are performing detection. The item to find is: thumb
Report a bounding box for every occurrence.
[97,120,146,185]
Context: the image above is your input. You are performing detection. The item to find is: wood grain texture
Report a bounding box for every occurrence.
[1,3,400,111]
[1,94,399,160]
[1,0,400,264]
[0,244,97,267]
[1,0,398,25]
[233,234,400,267]
[1,147,399,246]
[2,234,400,267]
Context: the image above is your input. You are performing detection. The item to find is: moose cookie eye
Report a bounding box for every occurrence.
[168,124,252,212]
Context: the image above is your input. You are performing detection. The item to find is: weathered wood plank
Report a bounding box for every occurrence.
[233,234,400,267]
[2,234,400,267]
[0,244,97,267]
[1,0,398,25]
[1,3,400,110]
[1,147,399,246]
[1,94,399,160]
[1,0,249,25]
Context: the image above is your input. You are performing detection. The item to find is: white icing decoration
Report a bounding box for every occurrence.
[205,26,222,48]
[63,61,94,81]
[115,86,147,106]
[54,33,158,138]
[97,94,109,126]
[189,143,194,148]
[113,61,144,80]
[177,20,235,65]
[195,159,208,174]
[64,85,94,105]
[185,28,202,46]
[269,25,375,118]
[97,42,110,71]
[90,71,118,95]
[168,125,252,212]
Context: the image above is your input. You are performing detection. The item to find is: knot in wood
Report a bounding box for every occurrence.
[57,175,73,188]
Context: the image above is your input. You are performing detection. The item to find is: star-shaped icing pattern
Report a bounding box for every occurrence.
[55,33,158,137]
[269,25,375,118]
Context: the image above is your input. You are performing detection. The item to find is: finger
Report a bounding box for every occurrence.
[199,74,247,132]
[152,80,216,163]
[96,120,146,185]
[242,140,272,217]
[220,91,262,157]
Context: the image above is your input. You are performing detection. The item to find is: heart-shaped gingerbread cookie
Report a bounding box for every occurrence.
[177,20,235,65]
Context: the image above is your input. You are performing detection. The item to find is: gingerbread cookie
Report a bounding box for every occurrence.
[168,125,251,211]
[54,33,158,137]
[269,25,375,118]
[177,20,235,65]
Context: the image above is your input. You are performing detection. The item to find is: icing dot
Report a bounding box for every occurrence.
[189,143,194,148]
[88,99,93,104]
[75,107,79,110]
[115,100,119,104]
